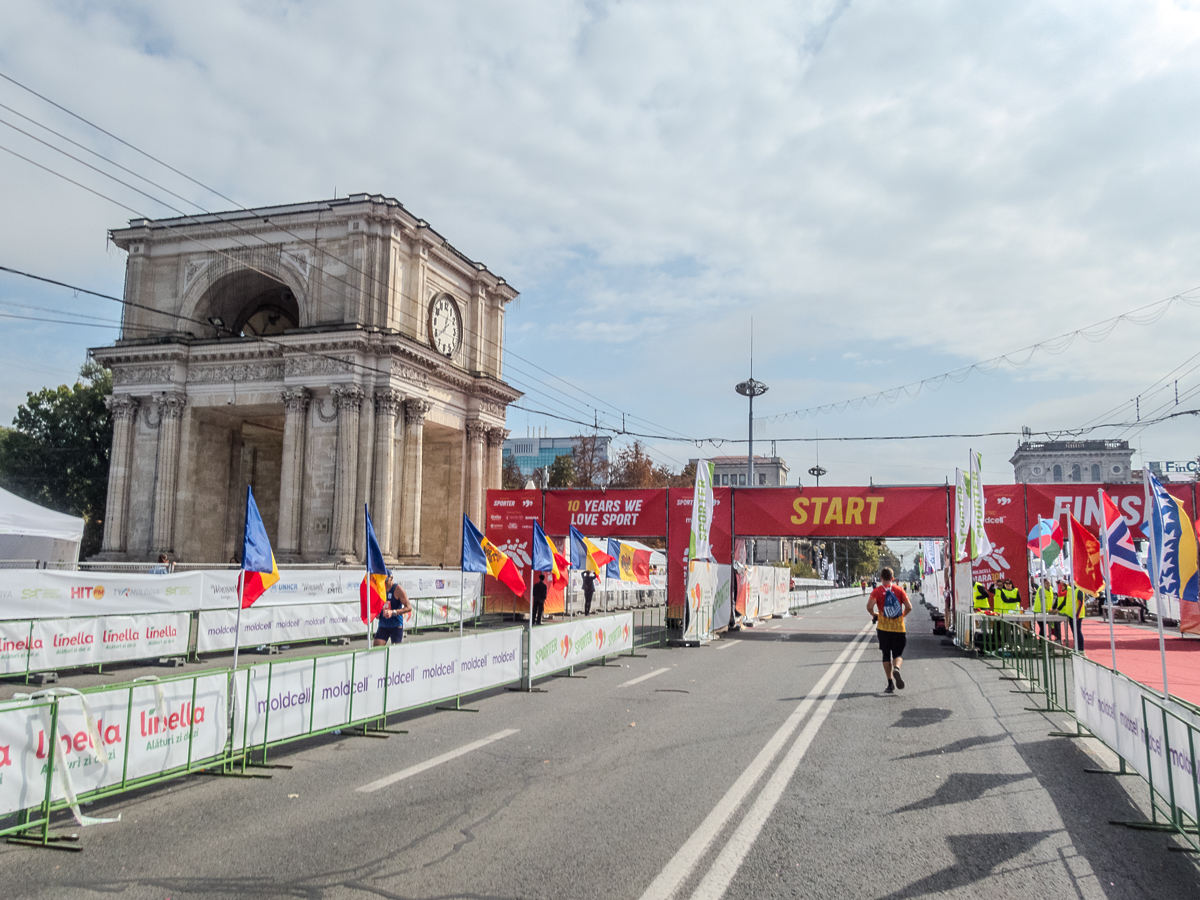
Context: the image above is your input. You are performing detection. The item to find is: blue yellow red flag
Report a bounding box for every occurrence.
[239,486,279,608]
[570,526,615,574]
[532,521,568,587]
[1145,472,1200,633]
[462,515,526,596]
[360,505,388,624]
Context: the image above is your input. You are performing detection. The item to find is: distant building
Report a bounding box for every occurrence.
[503,434,611,480]
[700,455,790,488]
[1009,439,1134,484]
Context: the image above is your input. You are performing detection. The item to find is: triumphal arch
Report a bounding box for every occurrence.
[91,194,520,565]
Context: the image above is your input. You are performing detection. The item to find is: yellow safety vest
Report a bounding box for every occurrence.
[1032,586,1053,614]
[1062,588,1086,619]
[972,583,991,611]
[994,587,1021,614]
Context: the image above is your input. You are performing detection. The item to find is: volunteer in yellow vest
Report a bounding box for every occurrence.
[973,580,993,614]
[1032,578,1060,640]
[1060,581,1086,652]
[994,578,1022,615]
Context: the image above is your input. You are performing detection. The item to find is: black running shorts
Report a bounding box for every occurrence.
[877,629,906,661]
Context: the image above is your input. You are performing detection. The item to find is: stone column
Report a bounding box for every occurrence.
[277,387,311,558]
[398,398,430,558]
[372,389,403,557]
[486,427,507,493]
[329,384,364,558]
[150,392,187,555]
[100,395,139,555]
[464,421,488,525]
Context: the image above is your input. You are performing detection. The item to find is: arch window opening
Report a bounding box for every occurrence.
[1053,464,1063,482]
[194,269,300,339]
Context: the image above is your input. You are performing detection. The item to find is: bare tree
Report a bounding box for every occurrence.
[572,433,609,488]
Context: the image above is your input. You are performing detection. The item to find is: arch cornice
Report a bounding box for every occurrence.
[178,246,311,331]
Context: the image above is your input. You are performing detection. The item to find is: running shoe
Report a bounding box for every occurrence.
[894,669,905,690]
[885,681,895,694]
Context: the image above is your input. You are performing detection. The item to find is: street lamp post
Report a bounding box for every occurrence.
[735,377,769,488]
[807,464,827,486]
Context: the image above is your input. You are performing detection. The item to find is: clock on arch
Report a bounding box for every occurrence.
[428,294,463,358]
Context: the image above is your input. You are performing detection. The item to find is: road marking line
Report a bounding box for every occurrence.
[690,634,872,899]
[713,641,740,651]
[356,729,519,793]
[637,623,872,900]
[621,668,671,686]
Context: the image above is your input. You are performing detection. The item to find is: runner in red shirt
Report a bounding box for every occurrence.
[866,567,912,694]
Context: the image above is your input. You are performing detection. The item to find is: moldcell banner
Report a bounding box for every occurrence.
[732,486,951,539]
[667,487,732,616]
[973,485,1030,603]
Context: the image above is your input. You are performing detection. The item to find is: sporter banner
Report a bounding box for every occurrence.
[666,486,732,615]
[0,612,191,675]
[683,561,716,642]
[527,612,633,680]
[543,489,668,536]
[689,461,715,561]
[484,489,549,615]
[732,486,951,539]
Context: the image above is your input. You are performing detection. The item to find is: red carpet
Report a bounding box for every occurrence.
[1080,619,1200,706]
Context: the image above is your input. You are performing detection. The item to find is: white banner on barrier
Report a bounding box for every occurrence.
[0,570,203,619]
[0,673,229,816]
[231,630,522,750]
[713,564,732,632]
[200,569,483,611]
[529,613,633,680]
[683,562,716,643]
[0,614,191,675]
[197,602,363,653]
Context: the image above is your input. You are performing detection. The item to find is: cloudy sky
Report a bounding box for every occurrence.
[1,0,1199,499]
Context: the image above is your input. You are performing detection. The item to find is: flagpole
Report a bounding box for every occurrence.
[1098,490,1118,671]
[365,506,372,652]
[1143,474,1171,700]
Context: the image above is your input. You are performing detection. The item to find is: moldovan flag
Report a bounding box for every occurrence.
[1099,490,1153,600]
[360,505,388,624]
[570,525,615,574]
[238,485,279,608]
[462,515,526,596]
[1068,515,1103,596]
[532,521,569,587]
[618,541,652,585]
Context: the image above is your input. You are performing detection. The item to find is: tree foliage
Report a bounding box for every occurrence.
[0,362,113,558]
[547,453,576,488]
[501,453,525,490]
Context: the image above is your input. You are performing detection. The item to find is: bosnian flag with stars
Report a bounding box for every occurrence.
[1099,490,1153,601]
[1145,472,1200,634]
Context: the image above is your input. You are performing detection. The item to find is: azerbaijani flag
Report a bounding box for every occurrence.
[360,505,387,625]
[462,515,526,596]
[570,526,615,574]
[1026,518,1064,568]
[532,521,569,587]
[238,485,279,608]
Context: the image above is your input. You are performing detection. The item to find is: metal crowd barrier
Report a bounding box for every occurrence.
[964,615,1200,853]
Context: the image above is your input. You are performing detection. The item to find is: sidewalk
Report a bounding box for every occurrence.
[1081,618,1200,706]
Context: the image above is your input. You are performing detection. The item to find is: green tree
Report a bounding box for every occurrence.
[0,361,113,558]
[501,453,525,490]
[548,453,575,488]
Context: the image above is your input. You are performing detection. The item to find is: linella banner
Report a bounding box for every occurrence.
[733,487,951,538]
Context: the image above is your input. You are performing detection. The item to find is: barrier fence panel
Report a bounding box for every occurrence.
[963,617,1200,851]
[0,627,524,846]
[528,613,634,681]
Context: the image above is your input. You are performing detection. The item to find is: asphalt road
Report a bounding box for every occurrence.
[2,594,1197,900]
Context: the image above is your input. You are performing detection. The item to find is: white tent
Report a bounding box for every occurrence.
[0,486,85,564]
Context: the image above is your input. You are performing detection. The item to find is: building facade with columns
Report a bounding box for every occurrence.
[91,194,520,566]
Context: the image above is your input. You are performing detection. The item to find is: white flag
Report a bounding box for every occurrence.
[954,468,971,562]
[689,460,715,561]
[969,450,993,561]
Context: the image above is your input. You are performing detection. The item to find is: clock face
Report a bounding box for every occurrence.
[428,295,462,358]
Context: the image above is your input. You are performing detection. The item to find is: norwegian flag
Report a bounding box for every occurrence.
[1099,490,1154,600]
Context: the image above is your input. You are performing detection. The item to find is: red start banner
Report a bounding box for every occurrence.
[543,489,668,537]
[666,486,733,611]
[732,486,951,539]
